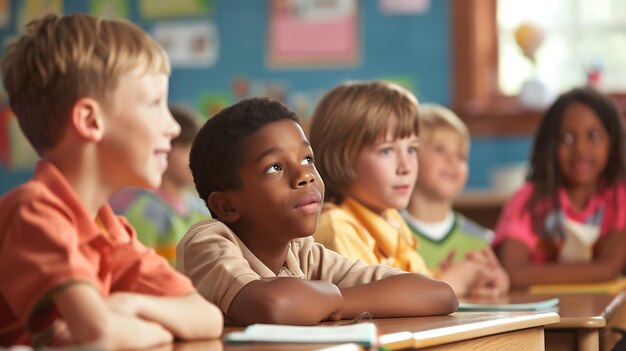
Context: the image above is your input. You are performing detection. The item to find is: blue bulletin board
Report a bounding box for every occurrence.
[0,0,452,194]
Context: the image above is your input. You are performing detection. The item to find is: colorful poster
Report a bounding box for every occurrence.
[152,21,219,68]
[268,0,360,68]
[89,0,130,19]
[7,113,38,170]
[17,0,62,32]
[0,0,10,28]
[139,0,213,19]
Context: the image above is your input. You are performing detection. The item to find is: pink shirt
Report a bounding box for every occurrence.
[494,182,626,262]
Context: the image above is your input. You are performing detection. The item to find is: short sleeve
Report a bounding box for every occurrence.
[109,216,194,297]
[176,222,260,315]
[0,193,97,331]
[314,210,381,265]
[302,240,406,289]
[493,183,539,251]
[602,183,626,234]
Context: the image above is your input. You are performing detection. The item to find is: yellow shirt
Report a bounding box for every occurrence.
[314,198,430,276]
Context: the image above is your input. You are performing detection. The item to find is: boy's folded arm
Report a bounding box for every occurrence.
[498,232,626,288]
[227,278,343,325]
[339,273,458,318]
[52,283,173,350]
[107,291,223,340]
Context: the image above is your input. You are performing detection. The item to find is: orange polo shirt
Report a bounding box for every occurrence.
[0,161,194,345]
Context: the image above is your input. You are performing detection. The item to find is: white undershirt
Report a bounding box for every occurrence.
[403,210,455,241]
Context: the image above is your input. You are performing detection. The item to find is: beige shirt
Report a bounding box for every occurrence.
[177,219,405,320]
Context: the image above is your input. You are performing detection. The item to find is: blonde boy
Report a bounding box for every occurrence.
[0,14,221,348]
[311,82,508,297]
[401,104,508,291]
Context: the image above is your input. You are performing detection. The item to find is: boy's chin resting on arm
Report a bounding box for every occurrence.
[227,278,344,326]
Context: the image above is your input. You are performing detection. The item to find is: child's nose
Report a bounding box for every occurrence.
[397,152,414,174]
[294,170,316,188]
[166,109,181,139]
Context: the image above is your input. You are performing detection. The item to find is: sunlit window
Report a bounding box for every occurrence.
[498,0,626,96]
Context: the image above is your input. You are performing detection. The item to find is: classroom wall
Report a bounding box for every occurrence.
[0,0,531,195]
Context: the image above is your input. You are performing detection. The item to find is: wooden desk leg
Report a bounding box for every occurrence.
[577,329,599,351]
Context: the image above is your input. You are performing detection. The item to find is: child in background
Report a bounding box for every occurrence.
[401,104,509,294]
[0,14,222,348]
[311,81,507,297]
[495,87,626,288]
[111,105,209,266]
[177,97,457,326]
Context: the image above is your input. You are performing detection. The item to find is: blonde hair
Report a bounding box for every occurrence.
[309,80,420,203]
[419,104,470,148]
[1,13,170,154]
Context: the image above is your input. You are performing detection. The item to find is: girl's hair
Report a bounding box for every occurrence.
[527,87,626,231]
[309,80,420,203]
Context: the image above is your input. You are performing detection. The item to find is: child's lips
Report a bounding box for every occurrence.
[294,192,322,214]
[393,185,411,194]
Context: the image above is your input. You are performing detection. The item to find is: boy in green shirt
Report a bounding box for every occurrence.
[401,104,509,295]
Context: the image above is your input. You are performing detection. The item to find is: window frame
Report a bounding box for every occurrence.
[451,0,542,136]
[451,0,626,136]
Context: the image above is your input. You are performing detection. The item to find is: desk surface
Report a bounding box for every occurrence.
[162,311,558,351]
[463,291,626,329]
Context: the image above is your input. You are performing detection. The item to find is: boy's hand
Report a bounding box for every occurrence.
[439,249,457,272]
[439,260,484,296]
[465,257,510,297]
[107,292,146,317]
[465,247,499,268]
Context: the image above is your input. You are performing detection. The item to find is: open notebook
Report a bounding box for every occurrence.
[225,322,378,347]
[459,297,559,311]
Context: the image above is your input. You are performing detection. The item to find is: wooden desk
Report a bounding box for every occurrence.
[162,311,558,351]
[464,291,626,351]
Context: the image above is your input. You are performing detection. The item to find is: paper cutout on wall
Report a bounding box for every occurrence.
[139,0,213,19]
[197,91,232,119]
[0,0,10,28]
[0,109,38,170]
[17,0,62,32]
[267,0,360,68]
[379,0,430,15]
[152,21,219,68]
[89,0,130,19]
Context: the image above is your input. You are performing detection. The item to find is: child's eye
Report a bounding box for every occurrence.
[301,155,314,165]
[408,146,418,154]
[431,145,446,154]
[560,133,574,145]
[589,130,602,143]
[265,164,283,174]
[380,147,393,155]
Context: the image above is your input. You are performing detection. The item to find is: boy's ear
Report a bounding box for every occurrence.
[71,98,104,142]
[208,191,241,223]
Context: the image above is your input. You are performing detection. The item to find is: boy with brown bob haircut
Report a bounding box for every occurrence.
[178,97,457,326]
[0,13,222,349]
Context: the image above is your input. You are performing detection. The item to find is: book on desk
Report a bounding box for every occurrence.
[224,322,378,347]
[459,297,559,311]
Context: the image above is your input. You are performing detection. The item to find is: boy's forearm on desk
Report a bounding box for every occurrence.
[340,273,458,318]
[228,278,343,325]
[135,292,223,339]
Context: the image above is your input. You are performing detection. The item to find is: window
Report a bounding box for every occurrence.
[452,0,626,136]
[498,0,626,95]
